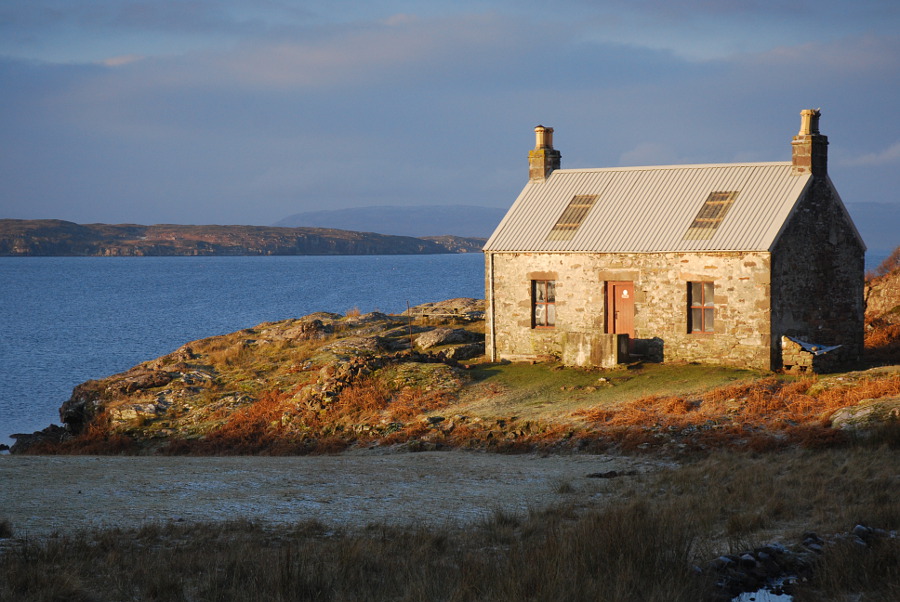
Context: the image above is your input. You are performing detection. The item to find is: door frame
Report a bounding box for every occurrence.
[605,281,635,337]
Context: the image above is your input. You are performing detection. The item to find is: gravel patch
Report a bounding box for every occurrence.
[0,451,667,537]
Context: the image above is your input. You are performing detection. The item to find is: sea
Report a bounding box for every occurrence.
[0,254,484,447]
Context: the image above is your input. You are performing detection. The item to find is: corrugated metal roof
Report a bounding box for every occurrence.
[483,162,813,253]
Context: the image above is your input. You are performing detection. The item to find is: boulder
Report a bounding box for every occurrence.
[443,342,485,360]
[276,319,334,341]
[343,311,392,326]
[320,335,388,355]
[830,395,900,430]
[416,328,481,350]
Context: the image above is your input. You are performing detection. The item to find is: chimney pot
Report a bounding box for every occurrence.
[534,125,554,149]
[798,108,821,135]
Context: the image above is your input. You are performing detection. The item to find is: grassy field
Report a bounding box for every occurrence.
[2,446,897,601]
[456,361,764,420]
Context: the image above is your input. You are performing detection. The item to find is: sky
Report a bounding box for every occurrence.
[1,0,899,231]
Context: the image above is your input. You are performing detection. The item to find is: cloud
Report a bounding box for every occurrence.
[0,0,313,35]
[381,13,419,26]
[743,34,900,74]
[217,13,525,89]
[2,3,899,226]
[101,54,144,67]
[841,142,900,167]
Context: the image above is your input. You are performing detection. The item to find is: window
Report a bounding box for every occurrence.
[683,191,738,240]
[688,282,715,333]
[547,195,598,241]
[532,280,556,328]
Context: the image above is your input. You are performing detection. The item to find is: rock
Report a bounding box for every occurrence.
[443,342,485,360]
[59,379,109,433]
[178,370,216,386]
[10,424,70,454]
[107,369,174,396]
[277,319,334,341]
[320,336,387,355]
[709,555,736,570]
[108,397,173,422]
[58,369,174,434]
[830,396,900,430]
[407,298,485,320]
[302,312,343,323]
[586,470,638,479]
[415,328,481,350]
[343,311,391,326]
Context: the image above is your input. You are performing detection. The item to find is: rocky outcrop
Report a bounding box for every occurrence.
[9,425,71,454]
[59,369,177,435]
[406,298,485,321]
[9,301,488,453]
[0,220,482,256]
[866,262,900,321]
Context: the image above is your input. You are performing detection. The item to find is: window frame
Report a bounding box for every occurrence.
[688,281,715,334]
[531,280,556,329]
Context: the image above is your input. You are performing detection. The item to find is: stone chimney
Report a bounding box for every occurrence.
[529,125,561,181]
[791,109,828,177]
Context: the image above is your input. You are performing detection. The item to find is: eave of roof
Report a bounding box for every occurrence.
[483,162,813,253]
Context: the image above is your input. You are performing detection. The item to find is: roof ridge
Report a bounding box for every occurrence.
[553,161,791,173]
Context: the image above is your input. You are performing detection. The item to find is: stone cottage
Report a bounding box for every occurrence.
[483,110,865,371]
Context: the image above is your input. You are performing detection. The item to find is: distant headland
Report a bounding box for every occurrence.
[0,219,485,256]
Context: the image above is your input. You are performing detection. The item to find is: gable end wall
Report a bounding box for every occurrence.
[770,180,865,368]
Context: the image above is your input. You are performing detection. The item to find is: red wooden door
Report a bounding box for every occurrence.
[606,282,634,337]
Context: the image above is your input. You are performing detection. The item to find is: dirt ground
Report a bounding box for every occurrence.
[0,451,669,538]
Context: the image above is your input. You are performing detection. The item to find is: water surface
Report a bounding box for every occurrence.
[0,254,483,445]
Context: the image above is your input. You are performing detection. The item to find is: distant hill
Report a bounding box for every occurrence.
[274,205,507,238]
[0,220,485,256]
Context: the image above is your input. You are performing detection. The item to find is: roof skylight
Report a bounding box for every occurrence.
[546,194,598,241]
[683,191,739,240]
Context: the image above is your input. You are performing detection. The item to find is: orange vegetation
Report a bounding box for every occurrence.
[865,317,900,365]
[158,376,455,455]
[575,373,900,451]
[43,371,900,455]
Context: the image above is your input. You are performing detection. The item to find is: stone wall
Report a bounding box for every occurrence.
[781,336,841,374]
[770,179,865,368]
[485,250,774,370]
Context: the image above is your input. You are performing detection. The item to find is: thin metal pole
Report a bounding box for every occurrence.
[406,300,413,350]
